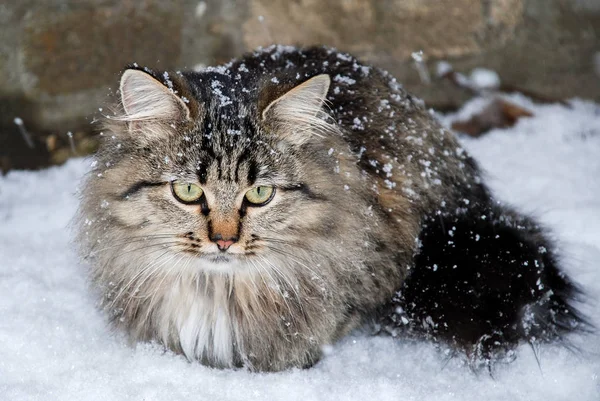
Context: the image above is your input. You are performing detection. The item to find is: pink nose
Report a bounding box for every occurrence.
[216,239,235,251]
[211,233,238,251]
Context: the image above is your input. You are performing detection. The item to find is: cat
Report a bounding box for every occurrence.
[78,45,585,372]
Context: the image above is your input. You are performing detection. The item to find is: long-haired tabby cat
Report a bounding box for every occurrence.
[78,45,585,372]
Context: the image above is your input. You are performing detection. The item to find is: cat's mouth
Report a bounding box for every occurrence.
[191,252,247,273]
[203,254,234,264]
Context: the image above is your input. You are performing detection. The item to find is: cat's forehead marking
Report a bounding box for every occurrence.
[171,61,293,189]
[188,111,264,187]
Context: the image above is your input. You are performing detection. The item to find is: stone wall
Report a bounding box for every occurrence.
[1,0,599,171]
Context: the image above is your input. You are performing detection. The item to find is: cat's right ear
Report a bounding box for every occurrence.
[117,68,194,139]
[261,74,334,146]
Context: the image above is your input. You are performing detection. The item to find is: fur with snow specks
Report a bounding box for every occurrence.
[380,181,587,364]
[77,45,586,372]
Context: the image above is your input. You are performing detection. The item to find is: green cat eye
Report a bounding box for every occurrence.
[245,186,275,206]
[172,182,204,203]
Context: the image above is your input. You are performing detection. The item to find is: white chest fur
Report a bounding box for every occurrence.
[157,277,237,367]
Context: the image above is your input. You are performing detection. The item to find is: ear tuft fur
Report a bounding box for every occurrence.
[115,69,192,139]
[262,74,336,144]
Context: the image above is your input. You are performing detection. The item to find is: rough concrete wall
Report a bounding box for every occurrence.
[1,0,598,171]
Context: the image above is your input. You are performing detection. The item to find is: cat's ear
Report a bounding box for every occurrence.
[118,68,193,138]
[262,74,333,145]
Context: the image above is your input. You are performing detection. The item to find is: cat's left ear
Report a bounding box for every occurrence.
[261,74,333,145]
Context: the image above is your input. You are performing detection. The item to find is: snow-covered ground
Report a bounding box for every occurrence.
[1,96,599,400]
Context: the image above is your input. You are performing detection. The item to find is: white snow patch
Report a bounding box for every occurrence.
[195,1,207,18]
[334,75,356,85]
[469,68,501,90]
[436,61,453,77]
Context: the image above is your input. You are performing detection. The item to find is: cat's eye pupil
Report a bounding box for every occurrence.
[245,186,275,206]
[172,182,203,204]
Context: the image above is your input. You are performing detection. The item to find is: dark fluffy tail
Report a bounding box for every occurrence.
[382,198,588,363]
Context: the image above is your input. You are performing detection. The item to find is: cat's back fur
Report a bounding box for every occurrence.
[78,45,584,372]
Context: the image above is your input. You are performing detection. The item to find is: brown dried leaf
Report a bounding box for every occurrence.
[451,98,533,137]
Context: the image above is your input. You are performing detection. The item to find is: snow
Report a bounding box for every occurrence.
[195,1,207,18]
[436,61,453,77]
[210,80,233,107]
[333,74,356,85]
[1,97,600,400]
[411,51,431,84]
[469,68,501,90]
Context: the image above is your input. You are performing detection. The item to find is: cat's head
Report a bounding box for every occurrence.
[82,67,366,277]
